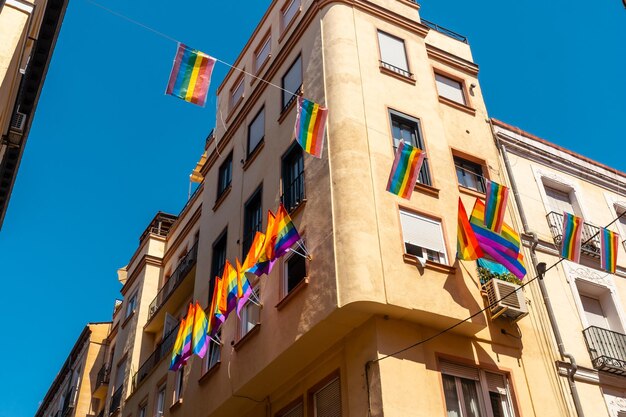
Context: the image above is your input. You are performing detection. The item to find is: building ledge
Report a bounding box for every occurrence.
[213,185,232,212]
[233,324,261,351]
[243,140,265,171]
[438,96,476,116]
[198,362,221,385]
[403,254,456,274]
[414,182,440,198]
[276,277,309,311]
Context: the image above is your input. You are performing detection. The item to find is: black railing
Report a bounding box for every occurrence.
[281,171,305,212]
[61,386,77,416]
[132,323,180,389]
[139,212,178,243]
[148,243,198,321]
[94,364,110,392]
[109,385,123,415]
[455,165,486,193]
[282,86,302,113]
[583,326,626,376]
[379,60,413,78]
[420,18,468,43]
[546,212,601,258]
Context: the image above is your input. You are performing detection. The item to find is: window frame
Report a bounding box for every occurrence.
[377,30,411,78]
[216,153,233,199]
[125,291,137,319]
[247,107,265,157]
[238,286,261,339]
[202,330,222,374]
[454,155,486,194]
[281,0,300,33]
[230,75,245,110]
[154,384,166,417]
[243,186,263,257]
[281,55,303,111]
[254,33,272,73]
[388,109,432,186]
[173,366,184,403]
[281,143,305,212]
[434,71,468,106]
[309,374,342,417]
[399,208,448,265]
[283,247,308,297]
[209,228,228,301]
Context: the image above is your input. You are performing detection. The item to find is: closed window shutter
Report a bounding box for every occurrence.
[314,377,342,417]
[399,210,445,253]
[282,403,303,417]
[377,31,408,71]
[544,185,575,215]
[440,361,479,381]
[485,372,507,395]
[435,74,465,105]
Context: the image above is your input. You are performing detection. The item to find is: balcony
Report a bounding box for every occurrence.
[583,326,626,376]
[139,212,177,243]
[132,323,180,390]
[546,211,601,258]
[421,18,468,44]
[61,386,77,416]
[92,363,110,399]
[147,242,198,324]
[109,385,123,415]
[379,60,413,79]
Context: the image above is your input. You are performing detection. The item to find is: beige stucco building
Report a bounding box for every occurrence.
[494,119,626,417]
[0,0,67,228]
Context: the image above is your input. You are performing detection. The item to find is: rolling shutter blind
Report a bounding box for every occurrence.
[399,210,445,253]
[544,186,575,215]
[282,403,303,417]
[485,372,507,395]
[377,31,408,71]
[440,361,479,381]
[314,377,342,417]
[435,74,465,104]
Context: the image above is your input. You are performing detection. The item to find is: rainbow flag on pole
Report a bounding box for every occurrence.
[250,211,278,276]
[295,97,328,158]
[236,259,254,318]
[274,204,302,258]
[457,198,483,260]
[484,180,509,233]
[180,303,195,363]
[191,301,208,359]
[600,228,619,273]
[166,43,216,107]
[560,212,584,263]
[208,277,225,337]
[386,140,425,200]
[169,319,185,371]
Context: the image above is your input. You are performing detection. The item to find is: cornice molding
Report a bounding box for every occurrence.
[121,255,163,296]
[426,44,479,76]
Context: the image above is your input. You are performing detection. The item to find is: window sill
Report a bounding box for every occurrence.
[403,254,456,274]
[213,185,232,212]
[414,182,439,198]
[121,310,135,329]
[458,185,485,199]
[438,96,476,116]
[169,399,183,412]
[379,66,416,85]
[233,323,261,351]
[243,140,265,171]
[286,199,306,217]
[278,95,299,124]
[276,277,309,311]
[198,362,221,385]
[251,57,271,85]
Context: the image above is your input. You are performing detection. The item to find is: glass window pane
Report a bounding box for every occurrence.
[378,31,409,71]
[231,79,244,107]
[442,375,462,417]
[460,378,484,417]
[256,37,271,72]
[248,108,265,154]
[282,56,302,108]
[282,0,299,27]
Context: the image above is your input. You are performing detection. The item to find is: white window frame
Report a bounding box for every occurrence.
[155,384,165,417]
[377,30,410,74]
[173,366,184,403]
[125,291,137,319]
[202,331,222,373]
[255,35,271,73]
[532,167,587,219]
[435,72,466,105]
[399,209,448,265]
[283,248,307,296]
[239,287,260,339]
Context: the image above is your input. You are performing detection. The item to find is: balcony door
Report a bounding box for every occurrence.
[580,295,610,330]
[544,185,577,216]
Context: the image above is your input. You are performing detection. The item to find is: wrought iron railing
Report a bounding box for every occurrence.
[148,243,198,321]
[132,323,180,389]
[94,363,110,392]
[281,170,305,212]
[420,18,468,43]
[109,385,123,415]
[139,212,178,243]
[379,60,413,78]
[546,212,601,258]
[583,326,626,376]
[282,86,302,113]
[455,165,486,193]
[61,386,77,416]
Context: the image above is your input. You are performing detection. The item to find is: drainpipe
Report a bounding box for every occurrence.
[491,121,585,417]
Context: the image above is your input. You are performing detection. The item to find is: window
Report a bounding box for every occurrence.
[576,279,624,332]
[441,362,516,417]
[313,377,342,417]
[543,185,577,215]
[247,107,265,156]
[243,187,263,256]
[278,402,304,417]
[230,76,244,109]
[389,111,431,185]
[377,31,410,77]
[203,331,221,372]
[435,73,466,105]
[217,153,232,199]
[400,210,448,264]
[281,0,300,30]
[239,287,260,338]
[174,366,184,402]
[210,230,228,301]
[138,403,147,417]
[614,205,626,236]
[282,55,302,110]
[155,385,165,417]
[281,144,304,211]
[125,292,137,318]
[255,36,271,72]
[454,157,485,193]
[580,295,609,328]
[284,250,306,295]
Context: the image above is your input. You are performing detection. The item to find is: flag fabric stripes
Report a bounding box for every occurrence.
[386,140,425,200]
[484,180,509,233]
[166,43,216,107]
[479,242,527,280]
[295,97,328,158]
[236,259,254,318]
[560,212,584,263]
[457,198,484,260]
[208,277,225,337]
[470,200,520,257]
[169,318,186,371]
[250,211,278,276]
[180,303,195,363]
[219,261,238,319]
[273,204,302,259]
[600,228,619,273]
[191,301,208,359]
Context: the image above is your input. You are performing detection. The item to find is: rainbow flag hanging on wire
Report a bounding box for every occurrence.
[166,43,216,107]
[295,97,328,158]
[600,228,619,273]
[274,203,302,258]
[484,180,509,233]
[386,140,425,200]
[169,318,185,371]
[560,212,584,263]
[457,198,483,261]
[191,301,208,359]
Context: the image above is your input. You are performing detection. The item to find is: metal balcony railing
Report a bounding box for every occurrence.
[379,60,413,79]
[455,165,486,193]
[148,243,198,321]
[94,364,110,391]
[420,18,468,43]
[281,170,305,212]
[583,326,626,376]
[109,385,123,415]
[61,386,77,416]
[282,86,302,113]
[546,211,601,258]
[139,212,178,243]
[132,323,180,390]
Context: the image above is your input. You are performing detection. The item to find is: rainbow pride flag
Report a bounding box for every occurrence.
[484,180,509,233]
[208,276,225,337]
[457,198,483,260]
[236,259,254,318]
[219,261,238,319]
[180,303,195,363]
[479,241,527,280]
[192,301,208,359]
[169,318,185,371]
[600,228,619,273]
[560,212,583,263]
[470,200,520,257]
[386,140,425,200]
[250,211,277,276]
[166,43,216,107]
[295,97,328,158]
[274,204,302,258]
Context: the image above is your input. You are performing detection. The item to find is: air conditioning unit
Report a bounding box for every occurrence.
[10,111,27,133]
[484,279,528,322]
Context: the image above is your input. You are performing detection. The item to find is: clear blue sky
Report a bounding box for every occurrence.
[0,1,624,416]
